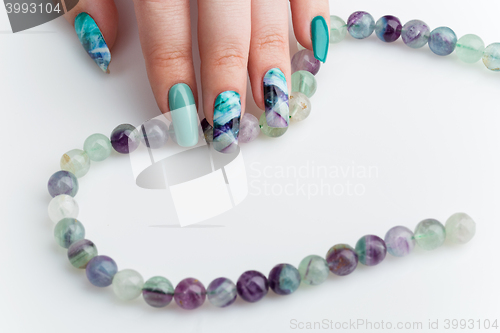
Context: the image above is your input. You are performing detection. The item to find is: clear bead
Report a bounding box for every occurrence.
[456,34,485,63]
[60,149,90,178]
[291,70,317,98]
[483,43,500,71]
[112,269,144,301]
[239,113,260,143]
[289,92,311,121]
[330,15,347,43]
[83,133,112,161]
[414,219,446,250]
[445,213,476,244]
[259,113,287,138]
[298,255,329,285]
[48,194,79,223]
[140,119,169,149]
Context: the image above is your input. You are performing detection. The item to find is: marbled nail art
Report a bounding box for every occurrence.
[213,91,241,153]
[263,68,289,128]
[74,12,111,73]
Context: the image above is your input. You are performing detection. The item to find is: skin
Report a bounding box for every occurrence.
[64,0,330,124]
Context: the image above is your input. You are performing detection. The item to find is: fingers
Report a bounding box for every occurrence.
[63,0,118,73]
[198,0,251,153]
[289,0,330,62]
[248,0,290,128]
[133,0,199,147]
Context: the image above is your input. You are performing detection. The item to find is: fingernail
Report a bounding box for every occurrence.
[213,91,241,154]
[200,118,214,143]
[311,16,329,63]
[168,83,199,147]
[74,12,111,73]
[264,68,289,128]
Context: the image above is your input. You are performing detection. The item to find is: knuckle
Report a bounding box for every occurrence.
[209,44,248,70]
[254,31,288,52]
[146,45,191,70]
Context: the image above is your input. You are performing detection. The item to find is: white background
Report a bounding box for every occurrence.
[1,0,499,332]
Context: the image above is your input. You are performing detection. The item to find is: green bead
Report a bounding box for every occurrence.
[259,113,288,137]
[445,212,476,244]
[414,219,446,250]
[60,149,90,178]
[84,133,112,161]
[456,34,485,63]
[54,218,85,249]
[112,269,144,301]
[298,255,329,285]
[291,70,317,98]
[330,15,347,43]
[483,43,500,71]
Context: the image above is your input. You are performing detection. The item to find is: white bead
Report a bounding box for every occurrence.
[112,269,144,301]
[289,92,312,121]
[48,195,79,223]
[445,213,476,244]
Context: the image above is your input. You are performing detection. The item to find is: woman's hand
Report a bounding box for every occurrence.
[64,0,330,153]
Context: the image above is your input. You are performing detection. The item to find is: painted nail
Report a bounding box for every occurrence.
[74,12,111,73]
[213,91,241,154]
[264,68,289,128]
[200,118,214,143]
[311,16,329,63]
[168,83,199,147]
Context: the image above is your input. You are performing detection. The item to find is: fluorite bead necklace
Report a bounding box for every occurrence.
[47,11,480,310]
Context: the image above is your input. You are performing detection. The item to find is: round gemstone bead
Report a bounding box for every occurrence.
[401,20,430,48]
[201,119,214,143]
[48,194,79,223]
[168,122,177,143]
[445,213,476,244]
[54,218,85,249]
[414,219,446,250]
[456,34,485,63]
[291,70,317,98]
[355,235,387,266]
[142,276,174,308]
[384,226,415,257]
[291,49,320,76]
[289,92,311,121]
[48,170,78,198]
[375,15,402,43]
[482,43,500,71]
[268,263,301,295]
[140,119,169,149]
[330,15,347,43]
[239,113,260,143]
[259,113,288,138]
[236,270,269,303]
[298,255,329,286]
[67,239,97,268]
[86,255,118,287]
[112,269,144,301]
[325,244,358,276]
[110,124,140,154]
[207,277,237,308]
[60,149,90,178]
[347,11,375,39]
[174,278,206,310]
[83,133,112,162]
[428,27,457,56]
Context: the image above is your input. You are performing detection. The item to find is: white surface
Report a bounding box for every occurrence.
[1,0,500,332]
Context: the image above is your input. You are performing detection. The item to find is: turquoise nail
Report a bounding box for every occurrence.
[169,83,199,147]
[311,16,329,63]
[74,12,111,73]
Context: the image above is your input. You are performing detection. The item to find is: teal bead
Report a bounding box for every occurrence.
[84,133,112,161]
[445,212,476,244]
[259,113,287,137]
[456,34,485,63]
[291,70,317,98]
[54,218,85,249]
[414,219,446,250]
[298,255,329,286]
[60,149,90,178]
[483,43,500,71]
[112,269,144,301]
[330,15,347,43]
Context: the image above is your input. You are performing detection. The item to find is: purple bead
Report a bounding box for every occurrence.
[47,170,78,198]
[325,244,358,276]
[268,264,301,295]
[239,113,260,143]
[207,277,237,307]
[291,49,321,76]
[85,255,118,287]
[174,278,206,310]
[236,270,269,303]
[355,235,387,266]
[375,15,402,43]
[385,226,416,257]
[110,124,140,154]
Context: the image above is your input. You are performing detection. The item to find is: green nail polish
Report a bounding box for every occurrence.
[311,16,329,63]
[168,83,199,147]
